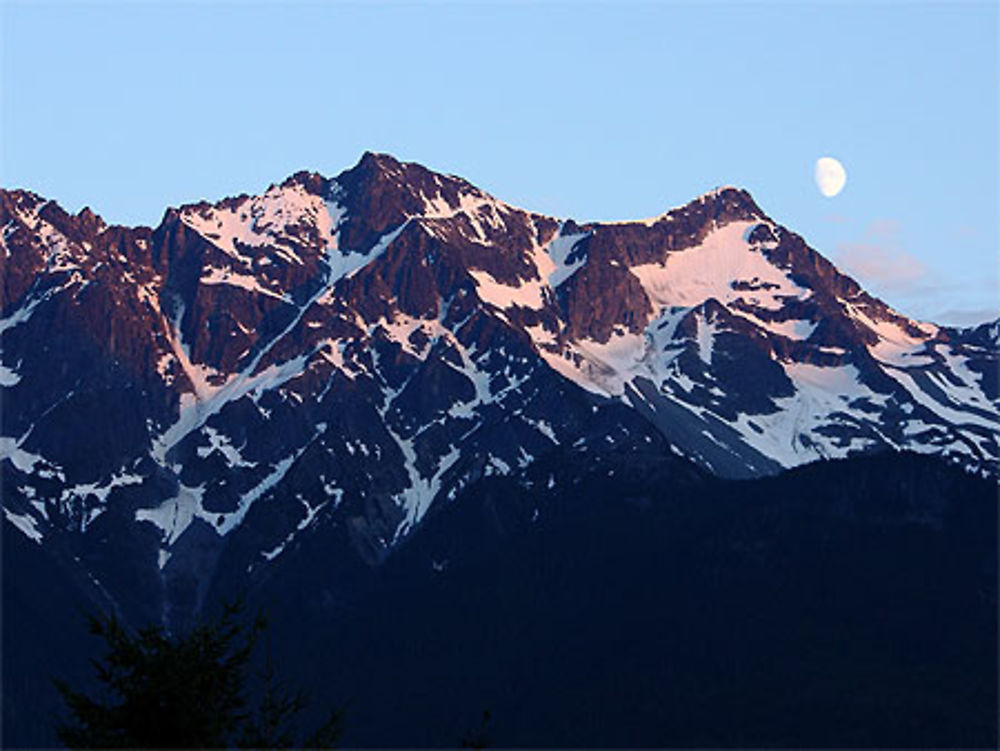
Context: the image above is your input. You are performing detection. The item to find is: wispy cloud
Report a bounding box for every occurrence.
[836,243,928,292]
[931,306,1000,328]
[822,213,851,225]
[831,219,998,324]
[953,224,980,240]
[834,219,927,293]
[865,218,900,237]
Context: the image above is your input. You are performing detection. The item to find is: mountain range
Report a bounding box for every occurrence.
[2,152,997,747]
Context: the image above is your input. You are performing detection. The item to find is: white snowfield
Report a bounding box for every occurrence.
[629,220,806,311]
[2,174,997,558]
[178,183,339,264]
[521,218,998,474]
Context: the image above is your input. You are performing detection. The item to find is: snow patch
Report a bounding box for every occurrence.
[138,443,310,560]
[3,508,42,542]
[196,426,256,468]
[538,329,648,397]
[468,223,587,311]
[696,315,716,364]
[261,495,334,562]
[0,363,21,386]
[469,269,546,310]
[201,266,291,302]
[324,220,407,287]
[883,366,998,431]
[728,362,891,468]
[136,484,206,549]
[0,435,62,477]
[630,221,807,311]
[179,183,345,265]
[62,471,145,505]
[844,302,936,367]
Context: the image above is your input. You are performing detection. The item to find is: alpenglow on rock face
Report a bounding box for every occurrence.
[2,152,997,604]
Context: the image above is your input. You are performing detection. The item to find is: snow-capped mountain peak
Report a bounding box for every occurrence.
[2,153,997,610]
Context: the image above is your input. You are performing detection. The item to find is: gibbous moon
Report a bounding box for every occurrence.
[815,156,847,197]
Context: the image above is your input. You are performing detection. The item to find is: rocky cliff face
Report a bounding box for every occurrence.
[2,152,998,628]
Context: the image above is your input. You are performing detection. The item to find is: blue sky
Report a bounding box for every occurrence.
[3,1,997,325]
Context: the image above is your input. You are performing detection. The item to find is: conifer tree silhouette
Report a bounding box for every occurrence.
[54,601,342,749]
